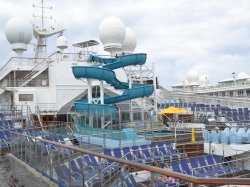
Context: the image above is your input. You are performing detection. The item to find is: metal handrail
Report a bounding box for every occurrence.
[9,131,250,185]
[19,52,58,87]
[190,155,250,177]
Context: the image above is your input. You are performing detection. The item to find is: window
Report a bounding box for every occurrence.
[19,94,33,101]
[247,90,250,97]
[238,90,244,97]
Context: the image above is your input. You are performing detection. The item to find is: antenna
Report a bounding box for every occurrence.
[33,0,52,31]
[33,0,65,58]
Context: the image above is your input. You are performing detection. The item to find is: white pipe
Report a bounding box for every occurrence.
[87,79,92,104]
[153,62,157,112]
[100,80,104,104]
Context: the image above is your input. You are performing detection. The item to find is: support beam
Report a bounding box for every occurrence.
[87,79,92,104]
[100,80,104,104]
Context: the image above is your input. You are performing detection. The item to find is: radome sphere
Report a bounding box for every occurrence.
[57,35,68,50]
[99,16,126,53]
[121,27,137,54]
[5,17,33,55]
[237,72,249,79]
[199,74,209,86]
[187,70,199,85]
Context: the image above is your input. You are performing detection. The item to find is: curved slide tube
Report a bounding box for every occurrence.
[73,53,153,111]
[88,53,146,70]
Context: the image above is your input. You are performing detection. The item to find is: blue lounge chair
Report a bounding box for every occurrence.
[171,161,182,173]
[212,155,240,173]
[197,156,225,176]
[140,145,156,162]
[189,157,207,177]
[179,159,194,176]
[103,149,113,164]
[54,165,82,186]
[131,146,145,163]
[122,147,134,160]
[206,155,231,175]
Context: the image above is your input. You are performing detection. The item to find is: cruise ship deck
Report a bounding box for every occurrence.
[1,0,250,187]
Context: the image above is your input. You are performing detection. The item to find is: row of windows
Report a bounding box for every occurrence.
[208,90,250,97]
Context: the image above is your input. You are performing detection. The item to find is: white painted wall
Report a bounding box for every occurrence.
[204,142,250,156]
[50,59,88,110]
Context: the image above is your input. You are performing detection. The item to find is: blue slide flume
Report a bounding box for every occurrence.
[72,53,154,112]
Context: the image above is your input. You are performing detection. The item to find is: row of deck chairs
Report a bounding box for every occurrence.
[0,120,14,129]
[25,129,41,136]
[104,142,186,164]
[0,118,16,148]
[54,155,121,187]
[171,155,241,178]
[112,173,140,187]
[0,128,23,149]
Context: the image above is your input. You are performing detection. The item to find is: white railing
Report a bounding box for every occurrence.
[37,103,57,113]
[19,52,59,87]
[162,91,250,108]
[0,57,45,81]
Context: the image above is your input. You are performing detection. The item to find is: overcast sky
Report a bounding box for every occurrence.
[1,0,250,89]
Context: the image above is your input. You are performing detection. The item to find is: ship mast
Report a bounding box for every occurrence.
[33,0,64,58]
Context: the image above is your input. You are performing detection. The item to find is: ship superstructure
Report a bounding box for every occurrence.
[0,1,157,122]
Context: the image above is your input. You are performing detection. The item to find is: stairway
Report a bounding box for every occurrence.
[19,52,57,87]
[176,142,204,157]
[31,114,40,128]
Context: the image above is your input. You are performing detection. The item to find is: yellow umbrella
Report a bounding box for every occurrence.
[158,106,187,115]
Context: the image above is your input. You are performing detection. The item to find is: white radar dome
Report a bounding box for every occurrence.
[187,70,199,85]
[199,75,209,86]
[99,16,126,56]
[237,72,249,79]
[5,17,33,56]
[57,35,68,51]
[121,28,137,54]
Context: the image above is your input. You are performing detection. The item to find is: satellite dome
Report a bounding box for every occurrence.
[121,28,137,54]
[99,16,126,56]
[184,79,189,85]
[187,70,199,85]
[237,72,249,79]
[199,74,209,86]
[57,35,68,51]
[5,17,33,56]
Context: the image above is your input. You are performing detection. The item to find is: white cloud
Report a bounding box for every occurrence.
[0,0,250,89]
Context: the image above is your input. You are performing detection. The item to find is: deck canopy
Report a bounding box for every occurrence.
[72,40,99,48]
[158,106,187,114]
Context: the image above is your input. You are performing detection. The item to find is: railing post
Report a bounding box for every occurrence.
[24,139,27,162]
[20,136,23,160]
[209,141,212,154]
[82,160,85,187]
[98,164,103,187]
[47,145,52,178]
[150,171,156,187]
[103,134,106,149]
[69,159,72,184]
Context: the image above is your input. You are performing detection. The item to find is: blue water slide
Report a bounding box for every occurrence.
[88,53,147,69]
[72,66,154,104]
[73,53,153,111]
[72,66,128,89]
[104,85,153,104]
